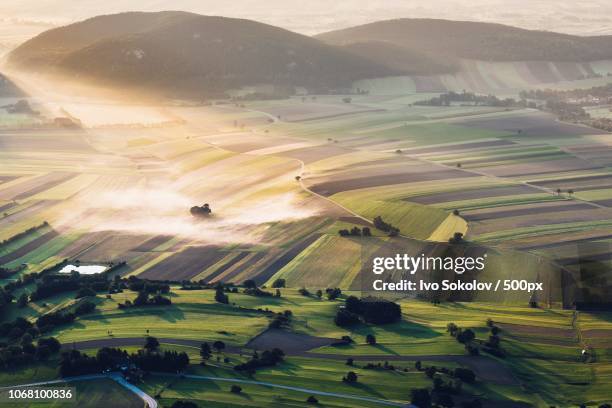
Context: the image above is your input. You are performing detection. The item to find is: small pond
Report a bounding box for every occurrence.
[59,264,108,275]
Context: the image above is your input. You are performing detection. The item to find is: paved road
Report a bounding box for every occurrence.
[0,374,157,408]
[110,373,158,408]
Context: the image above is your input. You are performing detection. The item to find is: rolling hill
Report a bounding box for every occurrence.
[5,11,398,97]
[317,18,612,65]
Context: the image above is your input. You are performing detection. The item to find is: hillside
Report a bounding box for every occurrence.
[339,41,457,75]
[317,19,612,72]
[6,12,398,97]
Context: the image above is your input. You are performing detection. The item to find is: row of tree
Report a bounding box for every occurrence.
[59,346,189,377]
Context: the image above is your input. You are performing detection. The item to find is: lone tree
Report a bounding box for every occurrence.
[200,342,212,362]
[214,284,229,304]
[213,340,226,353]
[448,232,464,244]
[556,188,562,196]
[343,371,358,383]
[190,203,212,218]
[366,334,377,345]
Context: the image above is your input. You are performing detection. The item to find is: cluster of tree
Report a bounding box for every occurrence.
[190,203,212,218]
[0,265,26,280]
[415,91,519,107]
[269,310,292,329]
[234,348,284,374]
[335,296,401,327]
[446,323,475,344]
[373,216,399,236]
[0,222,48,246]
[482,319,505,358]
[125,278,170,294]
[0,337,61,369]
[59,346,189,377]
[412,362,478,408]
[338,226,371,237]
[36,301,96,333]
[326,287,342,300]
[118,291,171,309]
[520,85,612,133]
[519,84,612,105]
[29,267,118,301]
[243,287,274,297]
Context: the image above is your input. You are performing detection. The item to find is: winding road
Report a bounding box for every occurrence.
[0,374,158,408]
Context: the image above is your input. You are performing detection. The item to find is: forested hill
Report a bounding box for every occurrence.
[6,11,398,97]
[317,18,612,70]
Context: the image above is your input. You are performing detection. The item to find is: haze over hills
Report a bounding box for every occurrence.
[6,12,612,99]
[318,18,612,72]
[5,11,398,98]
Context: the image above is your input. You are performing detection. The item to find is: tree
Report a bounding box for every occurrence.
[213,341,225,353]
[230,385,242,394]
[215,285,229,304]
[134,291,149,306]
[315,290,323,299]
[452,209,460,216]
[272,279,286,288]
[144,336,160,352]
[343,371,358,383]
[556,188,562,196]
[568,188,574,197]
[295,176,301,181]
[457,329,475,344]
[415,360,422,370]
[200,342,212,362]
[334,309,360,327]
[346,358,354,366]
[362,227,372,236]
[446,323,459,336]
[306,395,318,404]
[366,334,377,345]
[410,388,431,408]
[448,232,464,244]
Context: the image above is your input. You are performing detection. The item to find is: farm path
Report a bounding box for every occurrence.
[0,373,158,408]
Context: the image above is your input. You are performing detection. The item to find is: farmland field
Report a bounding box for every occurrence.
[1,62,611,408]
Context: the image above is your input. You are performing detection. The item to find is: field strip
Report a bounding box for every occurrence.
[157,373,407,407]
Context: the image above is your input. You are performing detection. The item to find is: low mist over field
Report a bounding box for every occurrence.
[70,187,318,243]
